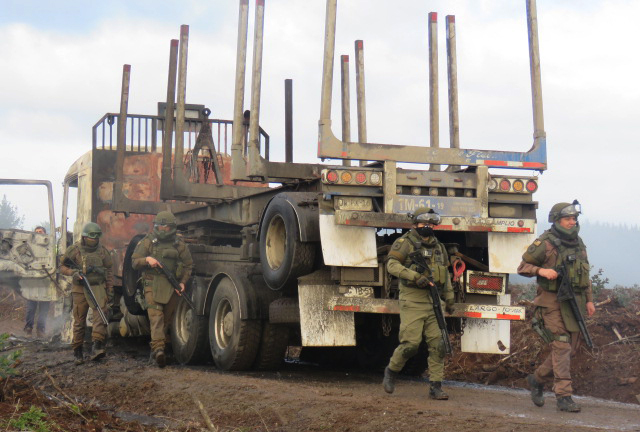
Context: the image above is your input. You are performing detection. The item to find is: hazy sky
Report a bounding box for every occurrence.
[1,0,639,231]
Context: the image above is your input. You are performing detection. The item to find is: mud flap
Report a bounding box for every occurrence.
[461,294,512,354]
[299,283,355,346]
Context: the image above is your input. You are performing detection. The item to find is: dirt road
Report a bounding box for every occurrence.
[10,338,640,432]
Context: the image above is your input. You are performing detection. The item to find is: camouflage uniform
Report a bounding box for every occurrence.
[60,235,113,361]
[385,227,454,396]
[131,212,193,366]
[518,201,592,412]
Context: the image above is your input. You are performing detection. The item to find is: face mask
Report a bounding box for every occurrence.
[416,226,434,237]
[84,237,99,248]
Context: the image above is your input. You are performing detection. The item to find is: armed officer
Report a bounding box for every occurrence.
[382,207,454,400]
[60,222,113,365]
[518,201,595,412]
[131,211,193,368]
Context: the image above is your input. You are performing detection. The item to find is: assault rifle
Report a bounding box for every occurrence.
[556,256,594,348]
[408,251,453,355]
[62,258,109,326]
[155,259,195,310]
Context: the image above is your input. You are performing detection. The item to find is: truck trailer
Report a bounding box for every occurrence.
[53,0,547,371]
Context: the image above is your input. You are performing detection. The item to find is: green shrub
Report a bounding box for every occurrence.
[3,406,57,432]
[0,332,22,378]
[590,267,609,297]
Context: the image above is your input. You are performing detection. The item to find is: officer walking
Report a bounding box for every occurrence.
[382,207,454,400]
[60,222,113,365]
[518,200,595,412]
[131,211,193,368]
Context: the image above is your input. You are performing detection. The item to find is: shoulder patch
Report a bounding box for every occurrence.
[533,239,542,246]
[391,240,404,250]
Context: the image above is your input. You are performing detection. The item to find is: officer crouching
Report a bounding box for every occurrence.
[131,211,193,368]
[382,207,454,400]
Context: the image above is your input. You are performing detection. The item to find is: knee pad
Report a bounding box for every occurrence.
[401,344,419,359]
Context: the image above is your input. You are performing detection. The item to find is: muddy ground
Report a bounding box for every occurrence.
[1,285,639,431]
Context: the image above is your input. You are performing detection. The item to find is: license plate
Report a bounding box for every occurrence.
[335,197,373,211]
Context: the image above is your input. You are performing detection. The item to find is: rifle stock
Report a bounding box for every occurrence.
[408,251,453,355]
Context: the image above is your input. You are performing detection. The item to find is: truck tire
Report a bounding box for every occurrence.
[260,198,315,291]
[209,277,261,371]
[122,234,146,316]
[171,296,211,365]
[253,322,290,370]
[269,297,300,324]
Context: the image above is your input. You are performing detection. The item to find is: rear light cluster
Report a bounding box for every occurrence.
[322,169,382,186]
[488,177,538,194]
[466,271,506,295]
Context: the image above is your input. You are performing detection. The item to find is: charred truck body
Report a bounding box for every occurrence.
[59,0,546,371]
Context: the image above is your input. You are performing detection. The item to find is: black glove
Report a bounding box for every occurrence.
[72,272,83,284]
[415,275,432,289]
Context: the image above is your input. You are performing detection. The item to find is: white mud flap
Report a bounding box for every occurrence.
[461,294,512,354]
[299,283,355,346]
[319,213,377,267]
[488,231,537,273]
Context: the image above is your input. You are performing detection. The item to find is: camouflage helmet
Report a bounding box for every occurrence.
[81,222,102,239]
[548,200,581,223]
[409,207,441,226]
[154,211,177,226]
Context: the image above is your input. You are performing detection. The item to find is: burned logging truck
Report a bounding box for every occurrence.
[57,0,547,371]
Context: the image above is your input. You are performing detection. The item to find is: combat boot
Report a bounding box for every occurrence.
[24,327,33,338]
[382,367,398,394]
[557,396,581,412]
[91,340,106,361]
[153,349,166,368]
[429,381,449,400]
[36,329,45,339]
[74,347,84,366]
[527,374,545,407]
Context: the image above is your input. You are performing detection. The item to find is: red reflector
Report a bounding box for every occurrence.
[469,274,503,292]
[326,170,338,183]
[499,179,511,191]
[526,180,538,192]
[355,172,367,184]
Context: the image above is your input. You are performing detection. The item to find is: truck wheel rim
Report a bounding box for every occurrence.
[214,299,234,348]
[175,304,193,345]
[265,215,286,270]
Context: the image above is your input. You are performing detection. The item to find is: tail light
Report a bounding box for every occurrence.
[466,271,506,295]
[526,180,538,192]
[499,179,511,191]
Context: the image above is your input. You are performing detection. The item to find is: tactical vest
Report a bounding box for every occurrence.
[143,236,183,304]
[536,232,590,293]
[68,243,109,304]
[401,233,449,289]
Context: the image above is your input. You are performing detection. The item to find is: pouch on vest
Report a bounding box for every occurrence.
[159,248,178,274]
[84,253,106,285]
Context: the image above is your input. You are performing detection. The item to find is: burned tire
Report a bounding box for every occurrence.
[253,322,290,370]
[171,295,211,365]
[209,277,261,371]
[122,234,146,315]
[260,197,315,291]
